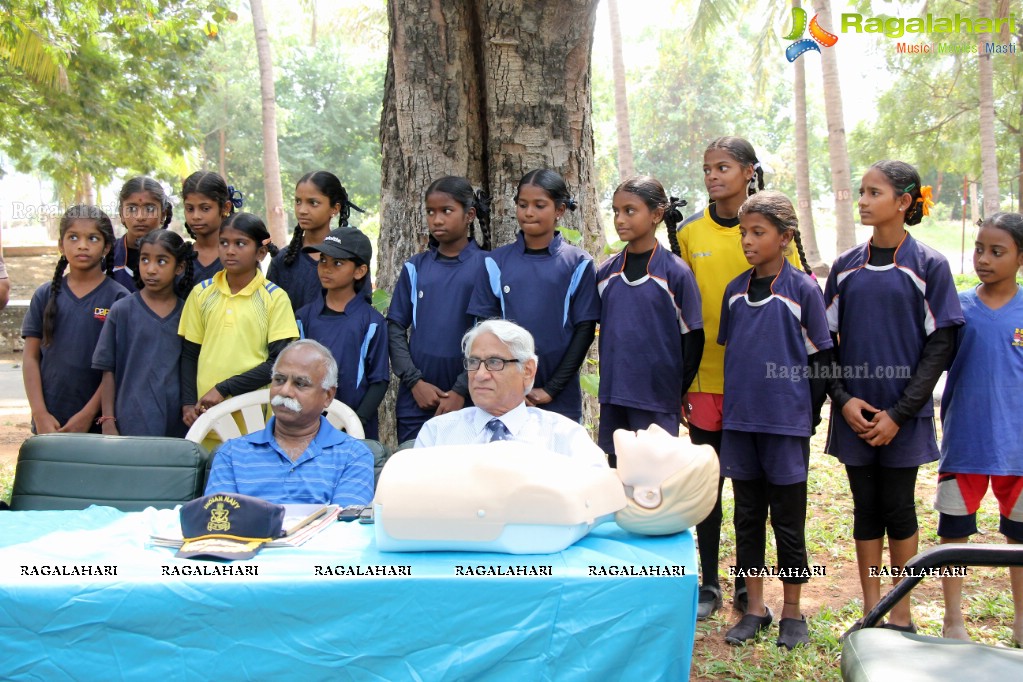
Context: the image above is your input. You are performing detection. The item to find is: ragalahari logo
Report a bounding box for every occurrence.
[784,7,839,62]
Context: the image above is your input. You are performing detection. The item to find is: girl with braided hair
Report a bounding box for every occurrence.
[595,176,703,467]
[387,176,491,442]
[181,171,242,283]
[92,229,195,437]
[825,160,963,637]
[676,136,804,620]
[111,176,173,291]
[718,190,831,649]
[22,205,129,434]
[268,171,367,311]
[467,169,601,423]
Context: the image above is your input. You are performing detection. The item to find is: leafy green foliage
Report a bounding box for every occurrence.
[0,0,233,199]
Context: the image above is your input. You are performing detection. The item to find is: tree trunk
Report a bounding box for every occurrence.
[608,0,634,180]
[251,0,288,245]
[792,0,823,271]
[978,0,1000,217]
[378,0,601,447]
[812,0,856,254]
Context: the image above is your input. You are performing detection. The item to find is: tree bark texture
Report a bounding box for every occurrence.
[378,0,601,446]
[251,0,288,245]
[812,0,856,254]
[607,0,634,180]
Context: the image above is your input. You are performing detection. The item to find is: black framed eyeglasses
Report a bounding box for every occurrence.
[463,356,521,372]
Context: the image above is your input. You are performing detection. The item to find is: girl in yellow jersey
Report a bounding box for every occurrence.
[677,137,810,620]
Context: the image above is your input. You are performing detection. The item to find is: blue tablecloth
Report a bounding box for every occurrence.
[0,507,698,681]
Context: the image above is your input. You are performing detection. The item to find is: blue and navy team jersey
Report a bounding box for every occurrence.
[824,231,963,417]
[467,231,601,421]
[387,242,485,420]
[110,235,139,291]
[22,277,130,426]
[268,249,322,312]
[91,293,186,438]
[296,294,390,439]
[939,287,1023,476]
[719,261,832,437]
[596,243,703,413]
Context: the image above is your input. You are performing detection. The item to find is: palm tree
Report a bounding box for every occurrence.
[250,0,288,245]
[978,0,1001,216]
[812,0,856,253]
[608,0,635,179]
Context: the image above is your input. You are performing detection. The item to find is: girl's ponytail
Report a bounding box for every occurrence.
[473,189,492,250]
[792,229,814,276]
[663,196,687,258]
[283,226,305,266]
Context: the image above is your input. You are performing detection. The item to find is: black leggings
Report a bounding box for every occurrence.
[691,424,744,592]
[732,478,809,584]
[845,463,919,541]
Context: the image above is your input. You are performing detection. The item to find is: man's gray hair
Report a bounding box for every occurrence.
[272,339,338,389]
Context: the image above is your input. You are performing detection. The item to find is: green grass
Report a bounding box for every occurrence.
[689,416,1020,681]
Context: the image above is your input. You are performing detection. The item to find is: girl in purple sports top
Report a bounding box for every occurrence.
[825,160,964,635]
[718,190,830,650]
[596,176,703,467]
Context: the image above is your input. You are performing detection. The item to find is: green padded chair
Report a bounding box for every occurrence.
[10,433,211,511]
[842,544,1023,681]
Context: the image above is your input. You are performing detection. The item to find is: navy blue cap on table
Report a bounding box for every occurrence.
[177,493,286,561]
[302,226,373,264]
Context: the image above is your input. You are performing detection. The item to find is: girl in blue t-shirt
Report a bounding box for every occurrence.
[111,176,173,291]
[937,212,1023,644]
[92,229,194,437]
[596,176,703,466]
[181,171,243,283]
[825,160,964,636]
[467,169,601,422]
[718,191,830,650]
[269,171,366,312]
[388,176,490,443]
[23,205,129,434]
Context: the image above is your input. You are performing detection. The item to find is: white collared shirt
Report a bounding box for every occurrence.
[415,402,608,469]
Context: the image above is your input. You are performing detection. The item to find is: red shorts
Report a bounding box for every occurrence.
[935,472,1023,521]
[684,392,723,432]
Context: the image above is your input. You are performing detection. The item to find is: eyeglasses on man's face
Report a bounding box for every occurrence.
[463,356,521,372]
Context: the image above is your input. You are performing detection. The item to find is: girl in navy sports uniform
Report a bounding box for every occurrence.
[22,206,129,434]
[181,171,243,283]
[269,171,367,312]
[825,160,964,635]
[718,191,830,650]
[92,230,194,437]
[596,176,703,466]
[111,177,172,291]
[296,227,389,439]
[468,169,601,422]
[388,176,490,443]
[936,212,1023,644]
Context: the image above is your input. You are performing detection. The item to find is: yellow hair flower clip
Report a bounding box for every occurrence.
[917,185,935,217]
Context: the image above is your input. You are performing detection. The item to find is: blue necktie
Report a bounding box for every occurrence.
[486,418,512,442]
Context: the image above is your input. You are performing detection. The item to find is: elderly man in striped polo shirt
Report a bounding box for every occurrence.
[204,339,374,506]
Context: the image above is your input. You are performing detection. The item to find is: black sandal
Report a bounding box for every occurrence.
[725,607,773,645]
[777,616,809,650]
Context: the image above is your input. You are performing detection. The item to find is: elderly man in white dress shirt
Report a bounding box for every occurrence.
[415,319,607,468]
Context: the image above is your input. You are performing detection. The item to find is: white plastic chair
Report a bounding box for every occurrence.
[185,388,365,443]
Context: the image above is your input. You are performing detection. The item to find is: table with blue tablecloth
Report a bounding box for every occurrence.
[0,507,698,681]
